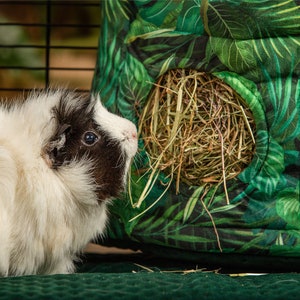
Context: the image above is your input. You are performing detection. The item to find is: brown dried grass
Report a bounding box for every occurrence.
[139,69,256,196]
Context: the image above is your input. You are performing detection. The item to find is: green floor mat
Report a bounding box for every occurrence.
[1,255,300,300]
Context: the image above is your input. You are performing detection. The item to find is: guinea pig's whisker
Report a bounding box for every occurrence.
[114,153,126,169]
[132,150,142,166]
[108,140,122,151]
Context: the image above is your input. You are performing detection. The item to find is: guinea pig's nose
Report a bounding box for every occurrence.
[130,131,137,140]
[123,128,137,141]
[122,121,137,139]
[122,124,138,157]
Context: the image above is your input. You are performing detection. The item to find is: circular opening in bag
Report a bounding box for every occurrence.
[139,69,256,192]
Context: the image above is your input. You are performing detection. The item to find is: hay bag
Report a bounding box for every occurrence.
[93,0,300,259]
[140,69,256,194]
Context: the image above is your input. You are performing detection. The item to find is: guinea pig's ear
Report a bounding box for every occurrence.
[57,123,72,138]
[45,124,71,168]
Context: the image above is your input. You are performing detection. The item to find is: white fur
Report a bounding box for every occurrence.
[0,90,137,276]
[92,99,138,178]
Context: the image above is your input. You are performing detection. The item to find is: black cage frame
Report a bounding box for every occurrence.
[0,0,100,95]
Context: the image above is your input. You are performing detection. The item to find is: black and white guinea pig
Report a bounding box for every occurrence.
[0,89,138,276]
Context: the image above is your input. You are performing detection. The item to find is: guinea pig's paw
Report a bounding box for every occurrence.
[50,259,75,275]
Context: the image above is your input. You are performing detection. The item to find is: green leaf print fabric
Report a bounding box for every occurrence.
[92,0,300,258]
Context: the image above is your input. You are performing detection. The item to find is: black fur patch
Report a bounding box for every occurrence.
[46,91,126,202]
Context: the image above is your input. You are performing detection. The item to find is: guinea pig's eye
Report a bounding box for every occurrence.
[82,131,99,146]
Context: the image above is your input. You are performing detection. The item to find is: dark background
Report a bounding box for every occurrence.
[0,0,101,98]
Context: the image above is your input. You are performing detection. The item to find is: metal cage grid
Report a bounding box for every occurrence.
[0,0,100,97]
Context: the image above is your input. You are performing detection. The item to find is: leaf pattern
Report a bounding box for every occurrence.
[276,182,300,229]
[202,0,300,80]
[92,0,300,258]
[239,130,285,196]
[176,0,203,34]
[183,186,205,223]
[260,57,300,145]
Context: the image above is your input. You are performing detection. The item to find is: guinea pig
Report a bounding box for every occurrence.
[0,89,138,276]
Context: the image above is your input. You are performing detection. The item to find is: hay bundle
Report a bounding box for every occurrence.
[139,69,256,196]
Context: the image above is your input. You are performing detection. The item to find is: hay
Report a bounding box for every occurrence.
[139,69,256,196]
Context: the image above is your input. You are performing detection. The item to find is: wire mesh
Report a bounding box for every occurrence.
[0,0,100,97]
